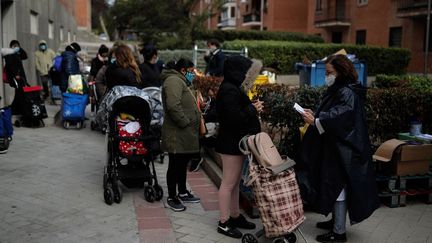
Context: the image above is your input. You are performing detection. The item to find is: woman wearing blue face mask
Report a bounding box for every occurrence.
[297,54,379,243]
[160,58,201,212]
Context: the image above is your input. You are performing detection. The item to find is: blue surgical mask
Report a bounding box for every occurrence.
[110,58,116,64]
[13,47,20,53]
[40,44,47,51]
[184,71,195,85]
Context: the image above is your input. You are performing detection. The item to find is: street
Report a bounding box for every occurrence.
[0,104,431,243]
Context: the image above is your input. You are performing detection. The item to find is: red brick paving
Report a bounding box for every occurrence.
[187,170,220,211]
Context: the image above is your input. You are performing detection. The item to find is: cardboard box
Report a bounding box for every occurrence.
[373,139,432,176]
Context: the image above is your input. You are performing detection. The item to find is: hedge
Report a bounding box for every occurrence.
[255,85,432,157]
[223,40,411,75]
[374,74,432,92]
[194,30,324,43]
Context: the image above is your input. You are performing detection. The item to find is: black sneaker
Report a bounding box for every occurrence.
[178,190,200,203]
[316,231,347,243]
[189,157,204,172]
[217,220,242,239]
[0,138,9,154]
[167,197,186,212]
[316,219,334,230]
[230,214,256,229]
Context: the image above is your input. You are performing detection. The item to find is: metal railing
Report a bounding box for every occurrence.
[397,0,428,10]
[243,13,261,23]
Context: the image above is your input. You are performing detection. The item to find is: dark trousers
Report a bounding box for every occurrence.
[39,75,50,98]
[167,153,192,198]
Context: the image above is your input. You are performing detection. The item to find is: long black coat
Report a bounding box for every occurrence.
[4,49,28,87]
[297,83,379,224]
[105,64,141,90]
[139,61,161,88]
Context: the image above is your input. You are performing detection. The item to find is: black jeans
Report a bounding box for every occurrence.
[167,153,192,198]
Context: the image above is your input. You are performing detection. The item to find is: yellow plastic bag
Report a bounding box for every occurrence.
[248,75,269,100]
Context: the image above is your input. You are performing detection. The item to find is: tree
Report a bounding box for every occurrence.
[107,0,223,49]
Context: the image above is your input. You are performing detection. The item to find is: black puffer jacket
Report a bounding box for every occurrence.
[139,61,161,88]
[297,82,379,224]
[215,56,262,155]
[4,49,28,87]
[60,50,80,92]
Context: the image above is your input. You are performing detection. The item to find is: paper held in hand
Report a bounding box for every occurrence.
[294,103,305,114]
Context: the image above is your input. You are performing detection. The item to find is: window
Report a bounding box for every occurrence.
[332,32,342,44]
[60,27,64,41]
[30,11,39,35]
[316,0,322,11]
[356,30,366,45]
[231,7,235,18]
[358,0,368,6]
[48,21,54,39]
[389,27,402,47]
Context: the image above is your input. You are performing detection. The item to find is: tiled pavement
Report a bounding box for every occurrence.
[0,103,431,243]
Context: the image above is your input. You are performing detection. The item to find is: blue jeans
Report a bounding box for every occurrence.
[333,200,347,234]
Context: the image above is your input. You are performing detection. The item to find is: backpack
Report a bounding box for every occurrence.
[53,55,63,72]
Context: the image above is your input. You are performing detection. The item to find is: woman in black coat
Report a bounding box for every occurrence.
[215,56,263,239]
[139,45,161,88]
[105,44,142,90]
[4,40,28,115]
[298,54,379,243]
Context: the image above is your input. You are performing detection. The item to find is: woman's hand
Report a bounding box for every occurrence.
[253,100,264,113]
[301,109,315,125]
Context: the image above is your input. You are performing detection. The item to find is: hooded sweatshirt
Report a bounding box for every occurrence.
[35,40,56,76]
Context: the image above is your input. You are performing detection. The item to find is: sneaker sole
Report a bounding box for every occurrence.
[0,151,7,154]
[180,199,201,203]
[217,227,242,239]
[168,205,186,212]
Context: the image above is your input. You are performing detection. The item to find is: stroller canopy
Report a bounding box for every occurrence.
[96,86,158,128]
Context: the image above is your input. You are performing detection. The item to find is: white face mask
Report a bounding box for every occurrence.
[325,74,336,86]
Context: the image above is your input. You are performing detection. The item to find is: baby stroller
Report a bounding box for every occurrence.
[16,86,48,128]
[97,86,163,205]
[239,132,307,243]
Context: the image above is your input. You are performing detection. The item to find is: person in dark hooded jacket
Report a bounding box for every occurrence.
[3,40,29,115]
[298,54,379,243]
[215,56,263,239]
[139,45,161,88]
[60,42,81,92]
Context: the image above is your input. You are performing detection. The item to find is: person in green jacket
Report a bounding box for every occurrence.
[161,58,201,212]
[35,40,56,100]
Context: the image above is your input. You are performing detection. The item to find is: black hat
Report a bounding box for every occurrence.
[9,40,20,48]
[70,42,81,52]
[98,44,109,55]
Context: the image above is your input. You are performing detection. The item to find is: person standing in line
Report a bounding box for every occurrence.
[105,44,142,90]
[139,44,161,88]
[298,54,379,243]
[3,40,29,116]
[160,58,201,212]
[215,55,263,239]
[35,40,56,100]
[60,42,81,93]
[204,39,225,77]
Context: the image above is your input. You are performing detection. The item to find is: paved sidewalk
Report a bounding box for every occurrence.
[0,103,431,243]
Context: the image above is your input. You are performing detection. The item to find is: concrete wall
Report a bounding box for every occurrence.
[1,0,78,89]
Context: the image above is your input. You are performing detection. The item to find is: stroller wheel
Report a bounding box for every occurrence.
[154,184,164,201]
[272,233,297,243]
[113,182,123,204]
[144,186,155,202]
[104,187,114,205]
[242,233,258,243]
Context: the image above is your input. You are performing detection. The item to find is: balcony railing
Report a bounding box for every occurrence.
[243,14,261,24]
[396,0,430,17]
[217,18,236,29]
[314,0,351,28]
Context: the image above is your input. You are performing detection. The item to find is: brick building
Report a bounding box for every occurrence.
[192,0,431,73]
[1,0,90,106]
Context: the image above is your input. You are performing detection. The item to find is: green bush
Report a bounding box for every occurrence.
[374,74,432,92]
[194,30,324,43]
[224,40,411,75]
[255,84,432,156]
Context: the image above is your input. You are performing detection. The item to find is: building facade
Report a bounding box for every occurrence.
[1,0,90,106]
[192,0,430,73]
[191,0,309,32]
[308,0,430,73]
